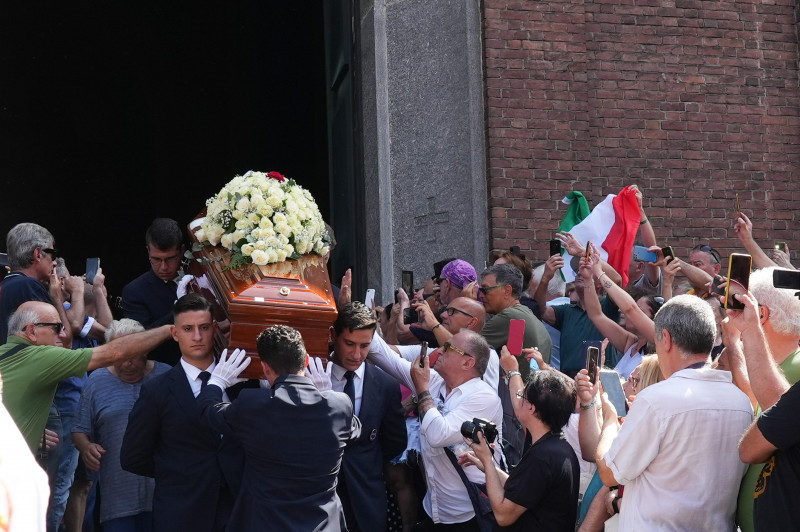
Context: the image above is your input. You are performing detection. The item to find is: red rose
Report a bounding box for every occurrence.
[267,171,286,182]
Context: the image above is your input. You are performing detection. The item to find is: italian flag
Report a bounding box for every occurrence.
[558,186,640,286]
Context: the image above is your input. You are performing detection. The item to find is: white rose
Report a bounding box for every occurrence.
[234,219,250,231]
[232,230,246,242]
[220,233,234,250]
[195,228,206,243]
[250,249,269,265]
[241,243,255,256]
[206,226,224,246]
[276,249,287,262]
[254,240,267,251]
[266,236,280,248]
[236,197,250,212]
[278,234,289,245]
[259,215,273,228]
[273,212,287,224]
[266,249,279,263]
[258,205,274,219]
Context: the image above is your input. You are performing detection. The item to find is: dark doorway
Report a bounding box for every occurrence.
[0,3,332,301]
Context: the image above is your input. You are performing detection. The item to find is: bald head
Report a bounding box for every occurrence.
[9,301,64,346]
[442,297,486,334]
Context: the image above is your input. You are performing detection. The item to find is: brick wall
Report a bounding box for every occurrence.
[484,0,800,268]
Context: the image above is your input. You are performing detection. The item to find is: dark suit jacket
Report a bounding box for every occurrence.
[337,363,407,532]
[120,364,244,532]
[122,269,180,365]
[197,374,361,532]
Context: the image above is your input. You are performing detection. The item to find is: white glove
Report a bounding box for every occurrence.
[208,348,251,390]
[306,357,333,393]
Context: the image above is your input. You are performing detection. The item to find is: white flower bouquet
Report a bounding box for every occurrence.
[194,170,330,267]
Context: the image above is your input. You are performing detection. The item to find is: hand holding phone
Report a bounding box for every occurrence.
[632,246,658,263]
[725,254,752,310]
[549,239,561,257]
[586,345,601,384]
[507,319,525,357]
[86,258,100,284]
[418,341,429,368]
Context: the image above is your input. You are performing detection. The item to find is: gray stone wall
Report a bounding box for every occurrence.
[360,0,489,304]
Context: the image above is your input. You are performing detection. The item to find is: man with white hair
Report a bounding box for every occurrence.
[729,267,800,532]
[593,295,752,531]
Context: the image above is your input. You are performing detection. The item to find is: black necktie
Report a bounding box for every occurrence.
[343,370,356,407]
[199,371,211,392]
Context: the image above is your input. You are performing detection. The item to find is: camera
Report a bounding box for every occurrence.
[460,418,498,444]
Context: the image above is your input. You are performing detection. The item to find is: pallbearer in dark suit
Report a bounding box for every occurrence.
[120,293,245,532]
[330,302,407,532]
[197,325,362,532]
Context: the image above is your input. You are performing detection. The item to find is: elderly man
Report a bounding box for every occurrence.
[591,295,752,531]
[0,301,171,454]
[725,267,800,532]
[480,264,552,377]
[122,218,184,366]
[0,223,70,344]
[438,260,477,307]
[369,329,502,531]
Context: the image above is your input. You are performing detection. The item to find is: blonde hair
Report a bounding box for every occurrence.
[638,354,664,390]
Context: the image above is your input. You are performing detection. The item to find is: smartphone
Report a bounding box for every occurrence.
[632,246,658,263]
[402,270,414,297]
[364,289,375,309]
[661,246,675,263]
[773,268,800,290]
[725,253,752,310]
[507,319,525,357]
[549,239,561,257]
[86,257,100,284]
[418,341,429,368]
[599,370,628,415]
[775,242,787,252]
[403,307,420,324]
[585,241,592,262]
[586,345,601,384]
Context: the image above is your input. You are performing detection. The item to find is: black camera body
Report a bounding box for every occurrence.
[460,418,498,444]
[773,268,800,291]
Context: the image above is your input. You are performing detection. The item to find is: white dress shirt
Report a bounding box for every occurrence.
[180,358,230,402]
[604,368,752,531]
[369,334,503,524]
[393,344,500,393]
[329,359,365,416]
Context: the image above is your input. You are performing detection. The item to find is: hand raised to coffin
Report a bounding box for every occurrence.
[209,348,251,390]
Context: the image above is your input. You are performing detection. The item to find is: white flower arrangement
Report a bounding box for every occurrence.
[195,170,330,267]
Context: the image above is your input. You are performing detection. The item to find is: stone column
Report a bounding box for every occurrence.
[360,0,489,304]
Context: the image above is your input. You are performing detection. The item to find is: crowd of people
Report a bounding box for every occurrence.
[1,185,799,532]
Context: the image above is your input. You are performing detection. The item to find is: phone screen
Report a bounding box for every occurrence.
[661,246,675,262]
[775,242,787,252]
[86,258,100,284]
[599,370,628,415]
[725,254,752,310]
[585,241,592,262]
[365,289,375,309]
[507,319,525,356]
[402,270,414,297]
[419,341,429,368]
[586,345,601,384]
[549,239,561,257]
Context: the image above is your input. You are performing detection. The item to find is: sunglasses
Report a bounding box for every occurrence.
[41,248,59,259]
[692,245,721,265]
[478,284,506,295]
[443,341,473,359]
[34,322,64,334]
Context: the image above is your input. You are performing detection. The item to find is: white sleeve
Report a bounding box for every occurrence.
[483,348,499,392]
[368,333,415,390]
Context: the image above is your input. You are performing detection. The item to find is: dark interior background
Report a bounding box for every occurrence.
[0,3,329,305]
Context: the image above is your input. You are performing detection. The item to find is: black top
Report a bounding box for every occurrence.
[499,431,579,532]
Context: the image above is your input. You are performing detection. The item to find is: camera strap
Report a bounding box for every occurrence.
[443,447,496,532]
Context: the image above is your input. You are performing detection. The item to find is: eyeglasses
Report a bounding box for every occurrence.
[33,322,64,334]
[628,376,640,389]
[443,341,473,359]
[444,307,474,319]
[41,248,58,259]
[478,284,506,295]
[692,245,721,265]
[515,390,525,399]
[148,254,181,266]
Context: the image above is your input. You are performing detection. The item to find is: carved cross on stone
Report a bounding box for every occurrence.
[414,197,449,243]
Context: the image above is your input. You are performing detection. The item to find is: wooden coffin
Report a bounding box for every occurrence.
[185,218,338,379]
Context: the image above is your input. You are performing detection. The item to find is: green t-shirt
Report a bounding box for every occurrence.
[552,297,620,375]
[0,336,93,453]
[736,348,800,532]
